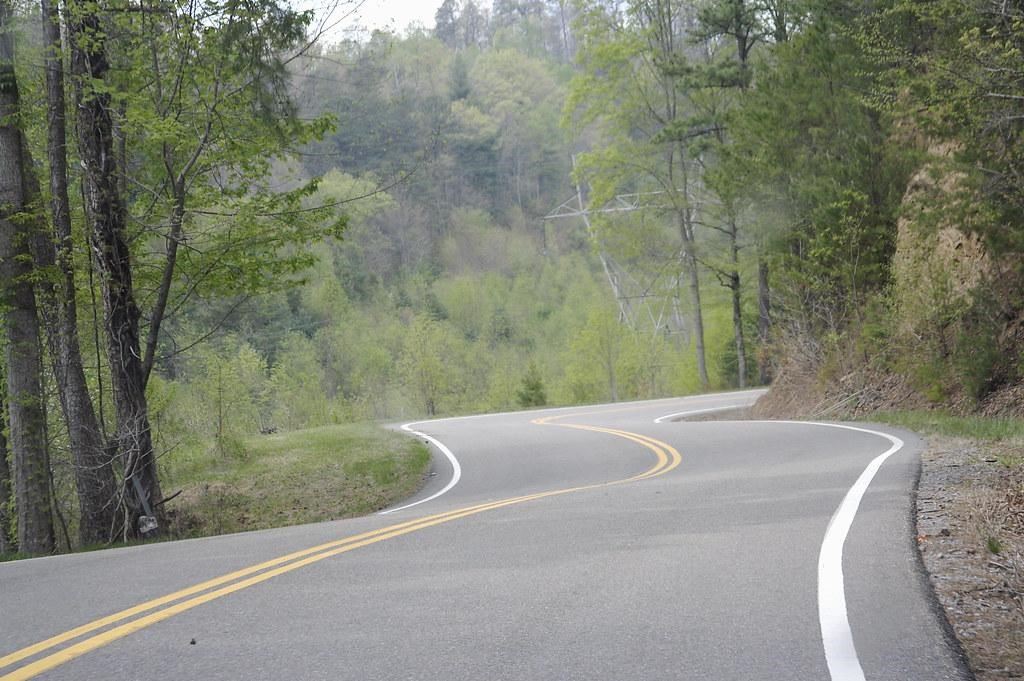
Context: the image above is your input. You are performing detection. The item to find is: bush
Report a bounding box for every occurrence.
[516,362,547,407]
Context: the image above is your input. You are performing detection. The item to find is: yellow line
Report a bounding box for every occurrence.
[1,414,684,680]
[532,417,683,480]
[0,499,507,671]
[0,493,563,681]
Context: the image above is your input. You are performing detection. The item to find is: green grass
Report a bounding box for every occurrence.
[164,423,430,538]
[0,551,31,563]
[869,410,1024,441]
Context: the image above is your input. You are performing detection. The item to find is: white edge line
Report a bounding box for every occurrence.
[379,424,462,515]
[652,405,748,423]
[653,410,906,680]
[740,419,904,681]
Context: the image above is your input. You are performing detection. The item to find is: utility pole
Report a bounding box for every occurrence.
[543,163,689,343]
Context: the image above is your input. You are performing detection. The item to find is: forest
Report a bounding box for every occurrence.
[1,0,1021,556]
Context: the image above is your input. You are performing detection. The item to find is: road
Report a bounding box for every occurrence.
[0,391,970,680]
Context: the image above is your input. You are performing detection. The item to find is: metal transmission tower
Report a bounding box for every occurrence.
[543,182,691,343]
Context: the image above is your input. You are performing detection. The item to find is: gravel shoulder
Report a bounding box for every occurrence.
[916,438,1023,680]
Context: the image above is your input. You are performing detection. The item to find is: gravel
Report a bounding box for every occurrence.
[917,438,1024,680]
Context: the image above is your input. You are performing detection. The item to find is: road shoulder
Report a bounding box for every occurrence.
[916,437,1023,680]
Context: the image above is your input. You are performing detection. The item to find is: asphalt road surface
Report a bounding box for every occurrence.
[0,391,971,680]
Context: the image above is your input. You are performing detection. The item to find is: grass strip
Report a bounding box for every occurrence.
[166,423,429,538]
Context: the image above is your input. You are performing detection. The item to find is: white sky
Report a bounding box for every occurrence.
[304,0,485,43]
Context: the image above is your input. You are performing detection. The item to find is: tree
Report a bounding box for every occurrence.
[435,0,461,48]
[116,0,333,391]
[564,305,628,402]
[0,371,15,554]
[516,362,547,407]
[569,0,711,389]
[873,0,1024,253]
[69,0,164,536]
[62,0,336,538]
[0,0,55,553]
[469,48,568,221]
[183,339,270,452]
[400,316,461,416]
[461,0,486,49]
[690,0,767,388]
[553,0,576,62]
[725,5,906,342]
[269,334,333,429]
[31,0,121,545]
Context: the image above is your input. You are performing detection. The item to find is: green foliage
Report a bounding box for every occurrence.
[951,318,1003,403]
[269,334,337,429]
[728,12,912,331]
[716,312,758,389]
[986,535,1004,555]
[561,305,627,403]
[98,0,343,312]
[865,0,1024,254]
[399,315,465,416]
[516,362,547,408]
[854,293,897,367]
[892,280,1013,406]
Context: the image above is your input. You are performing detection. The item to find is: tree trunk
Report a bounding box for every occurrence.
[142,183,184,387]
[731,272,747,389]
[70,6,163,537]
[0,383,16,554]
[34,0,121,545]
[605,340,618,402]
[0,0,56,554]
[730,221,747,389]
[670,141,709,392]
[757,256,772,384]
[684,247,709,390]
[676,183,709,390]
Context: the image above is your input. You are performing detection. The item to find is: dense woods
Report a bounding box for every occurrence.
[1,0,1021,554]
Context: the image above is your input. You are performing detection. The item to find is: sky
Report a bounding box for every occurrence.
[302,0,468,43]
[349,0,443,31]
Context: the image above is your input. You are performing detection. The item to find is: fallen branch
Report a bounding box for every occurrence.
[155,489,183,508]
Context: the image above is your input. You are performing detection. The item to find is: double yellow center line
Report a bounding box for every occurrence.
[530,412,682,482]
[1,413,681,680]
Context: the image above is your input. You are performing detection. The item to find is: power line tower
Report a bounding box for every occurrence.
[543,179,691,344]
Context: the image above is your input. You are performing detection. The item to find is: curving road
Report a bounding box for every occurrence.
[0,391,970,680]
